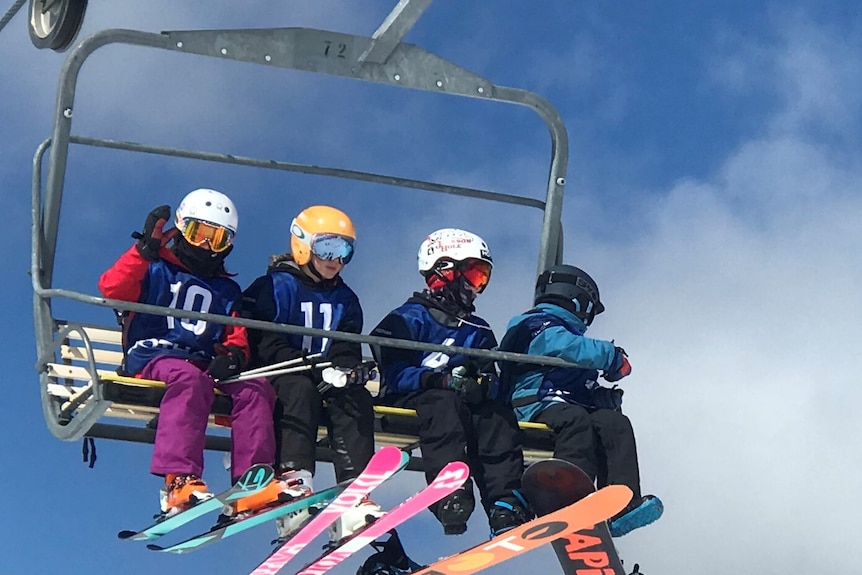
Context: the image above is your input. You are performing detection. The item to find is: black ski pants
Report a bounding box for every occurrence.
[393,388,525,513]
[271,372,375,483]
[536,402,642,500]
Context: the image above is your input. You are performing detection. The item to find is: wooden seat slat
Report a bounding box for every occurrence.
[45,323,556,462]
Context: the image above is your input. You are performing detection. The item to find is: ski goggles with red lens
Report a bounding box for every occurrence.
[311,234,355,264]
[460,259,492,291]
[432,258,492,292]
[177,218,235,253]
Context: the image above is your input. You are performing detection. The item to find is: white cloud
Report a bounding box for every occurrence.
[572,13,862,573]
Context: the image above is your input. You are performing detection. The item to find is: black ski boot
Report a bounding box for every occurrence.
[433,480,475,535]
[356,531,424,575]
[488,490,533,537]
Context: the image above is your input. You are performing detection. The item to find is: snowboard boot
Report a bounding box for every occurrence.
[161,474,213,517]
[608,494,664,537]
[488,490,533,537]
[433,480,475,535]
[356,531,425,575]
[328,496,386,545]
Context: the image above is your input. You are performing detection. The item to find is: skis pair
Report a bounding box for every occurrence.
[147,480,348,553]
[246,455,467,575]
[119,446,409,553]
[291,460,471,575]
[118,463,275,542]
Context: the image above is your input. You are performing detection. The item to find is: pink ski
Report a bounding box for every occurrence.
[247,446,409,575]
[295,461,471,575]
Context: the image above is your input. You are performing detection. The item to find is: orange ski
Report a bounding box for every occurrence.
[414,484,632,575]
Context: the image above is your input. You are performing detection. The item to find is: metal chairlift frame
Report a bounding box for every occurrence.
[32,0,576,454]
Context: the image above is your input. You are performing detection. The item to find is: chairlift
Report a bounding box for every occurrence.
[31,0,578,470]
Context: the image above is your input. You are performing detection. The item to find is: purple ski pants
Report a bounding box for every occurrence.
[142,356,276,478]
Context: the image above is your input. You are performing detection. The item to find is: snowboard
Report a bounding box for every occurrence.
[411,483,632,575]
[521,458,627,575]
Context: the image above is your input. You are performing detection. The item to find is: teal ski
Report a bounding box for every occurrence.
[146,482,347,554]
[118,463,275,542]
[148,447,410,554]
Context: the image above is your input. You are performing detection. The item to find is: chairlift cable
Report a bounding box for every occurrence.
[0,0,27,35]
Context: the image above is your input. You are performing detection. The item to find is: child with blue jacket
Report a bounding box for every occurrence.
[371,228,531,538]
[499,264,662,537]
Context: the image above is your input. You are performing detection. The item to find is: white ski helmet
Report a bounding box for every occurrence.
[417,228,493,274]
[175,188,238,233]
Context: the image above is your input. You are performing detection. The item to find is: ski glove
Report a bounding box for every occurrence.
[346,361,377,386]
[603,346,632,382]
[132,205,171,262]
[445,365,486,405]
[208,345,246,380]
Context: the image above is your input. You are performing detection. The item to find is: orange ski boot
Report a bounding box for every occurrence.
[161,474,212,516]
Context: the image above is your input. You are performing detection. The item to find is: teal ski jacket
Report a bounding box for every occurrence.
[499,303,621,421]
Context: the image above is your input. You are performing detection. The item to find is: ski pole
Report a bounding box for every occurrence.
[235,352,324,378]
[218,362,332,384]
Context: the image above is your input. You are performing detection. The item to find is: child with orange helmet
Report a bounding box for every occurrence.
[241,205,381,542]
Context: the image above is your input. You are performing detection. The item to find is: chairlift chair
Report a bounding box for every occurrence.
[31,0,577,470]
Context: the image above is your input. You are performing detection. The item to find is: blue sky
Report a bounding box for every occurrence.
[2,1,861,574]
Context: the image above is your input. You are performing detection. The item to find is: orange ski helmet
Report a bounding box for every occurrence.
[290,205,356,266]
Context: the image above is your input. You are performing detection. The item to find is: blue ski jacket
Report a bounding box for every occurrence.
[98,243,248,376]
[242,258,364,371]
[370,291,499,401]
[499,303,622,421]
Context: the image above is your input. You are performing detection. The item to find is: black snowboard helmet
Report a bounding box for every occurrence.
[534,264,605,325]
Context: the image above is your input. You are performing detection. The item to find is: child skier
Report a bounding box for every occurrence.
[370,228,531,537]
[98,188,276,516]
[241,205,381,541]
[498,264,663,537]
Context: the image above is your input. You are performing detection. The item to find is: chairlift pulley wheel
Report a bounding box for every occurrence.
[28,0,88,51]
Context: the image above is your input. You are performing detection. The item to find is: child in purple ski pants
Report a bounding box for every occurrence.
[99,190,276,514]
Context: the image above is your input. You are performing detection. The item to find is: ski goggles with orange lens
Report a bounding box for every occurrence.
[311,234,355,264]
[177,218,235,252]
[460,259,492,291]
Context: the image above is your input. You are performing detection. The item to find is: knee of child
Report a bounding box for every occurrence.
[551,402,592,426]
[233,376,278,406]
[420,387,464,409]
[273,374,317,398]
